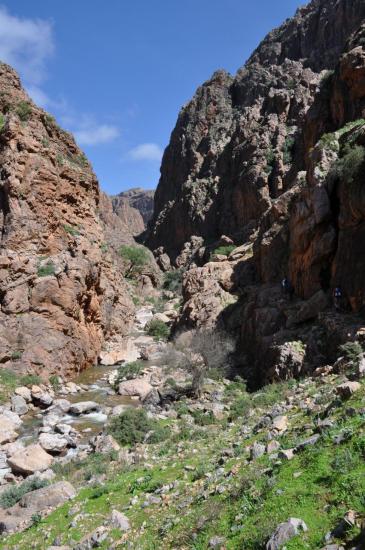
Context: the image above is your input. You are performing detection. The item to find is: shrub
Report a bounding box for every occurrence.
[146,319,170,341]
[191,409,215,426]
[21,374,41,386]
[339,341,363,365]
[265,148,275,175]
[229,394,252,420]
[108,408,169,446]
[31,513,42,526]
[163,269,184,293]
[16,101,32,122]
[283,135,295,164]
[49,375,61,391]
[11,350,22,360]
[161,329,235,397]
[335,144,365,185]
[211,245,236,257]
[0,113,5,132]
[114,361,144,388]
[119,245,150,278]
[0,478,48,509]
[37,261,56,277]
[319,132,339,153]
[63,224,80,237]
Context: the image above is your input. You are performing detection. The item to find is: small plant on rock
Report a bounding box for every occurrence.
[339,341,363,366]
[119,244,150,278]
[16,101,32,122]
[114,360,144,388]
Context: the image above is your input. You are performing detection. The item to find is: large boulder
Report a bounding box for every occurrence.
[7,443,53,475]
[118,379,153,400]
[19,481,76,510]
[266,518,308,550]
[69,401,100,415]
[38,433,69,455]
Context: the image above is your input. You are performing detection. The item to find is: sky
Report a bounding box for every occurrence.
[0,0,303,195]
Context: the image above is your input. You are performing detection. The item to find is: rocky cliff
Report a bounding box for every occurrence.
[0,64,134,379]
[112,187,154,236]
[147,0,365,385]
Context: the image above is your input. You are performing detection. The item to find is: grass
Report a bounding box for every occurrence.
[37,261,56,277]
[15,101,32,122]
[211,245,236,257]
[2,377,365,550]
[63,224,80,237]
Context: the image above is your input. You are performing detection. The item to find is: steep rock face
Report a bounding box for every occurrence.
[147,0,365,261]
[0,64,134,378]
[148,0,365,385]
[111,188,154,236]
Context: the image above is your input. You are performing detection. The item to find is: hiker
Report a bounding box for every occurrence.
[281,277,294,300]
[333,286,342,311]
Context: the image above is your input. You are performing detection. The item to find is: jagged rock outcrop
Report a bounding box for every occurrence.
[147,0,365,384]
[112,187,154,236]
[0,63,134,378]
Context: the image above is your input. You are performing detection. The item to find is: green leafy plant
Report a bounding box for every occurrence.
[49,375,61,391]
[108,408,169,446]
[119,245,150,278]
[265,148,276,175]
[16,101,32,122]
[0,478,48,509]
[37,261,56,277]
[334,144,365,185]
[0,113,5,132]
[114,361,144,388]
[282,135,295,164]
[11,350,22,360]
[146,319,170,341]
[21,374,41,386]
[339,341,363,366]
[163,269,184,293]
[63,224,80,237]
[211,245,236,257]
[31,513,42,526]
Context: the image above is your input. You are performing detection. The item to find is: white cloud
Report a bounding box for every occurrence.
[74,124,120,146]
[0,6,53,86]
[128,143,163,162]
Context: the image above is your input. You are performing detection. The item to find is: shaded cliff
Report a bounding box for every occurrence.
[147,0,365,384]
[0,64,134,378]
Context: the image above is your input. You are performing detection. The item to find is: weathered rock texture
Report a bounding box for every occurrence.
[0,64,134,378]
[147,0,365,384]
[112,187,154,235]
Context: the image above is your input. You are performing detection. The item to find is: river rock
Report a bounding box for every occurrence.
[7,443,53,475]
[31,386,53,408]
[11,395,29,416]
[39,433,69,455]
[266,518,308,549]
[118,379,153,400]
[52,399,72,413]
[14,386,32,402]
[69,401,100,415]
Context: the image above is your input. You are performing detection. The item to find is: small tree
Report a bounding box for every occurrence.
[162,329,235,397]
[118,245,149,278]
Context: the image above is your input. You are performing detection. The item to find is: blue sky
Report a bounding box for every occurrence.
[0,0,302,194]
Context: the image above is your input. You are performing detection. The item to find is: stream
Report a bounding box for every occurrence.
[17,307,154,446]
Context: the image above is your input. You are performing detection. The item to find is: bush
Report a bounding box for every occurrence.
[163,269,184,293]
[11,350,22,360]
[63,224,80,237]
[0,113,5,132]
[114,361,144,388]
[0,478,48,509]
[21,374,42,386]
[229,394,252,420]
[49,375,61,391]
[339,341,363,365]
[283,135,296,164]
[212,245,236,257]
[108,408,169,446]
[16,101,32,122]
[146,319,170,341]
[119,245,150,278]
[37,261,56,277]
[335,144,365,185]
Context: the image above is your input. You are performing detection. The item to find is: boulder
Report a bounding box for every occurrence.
[336,381,361,399]
[11,395,29,416]
[14,386,32,402]
[19,480,76,509]
[109,510,130,531]
[38,433,69,455]
[250,442,266,460]
[69,401,101,415]
[266,518,308,550]
[7,444,53,475]
[272,415,288,433]
[90,433,120,454]
[31,386,53,408]
[52,399,72,413]
[118,379,153,400]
